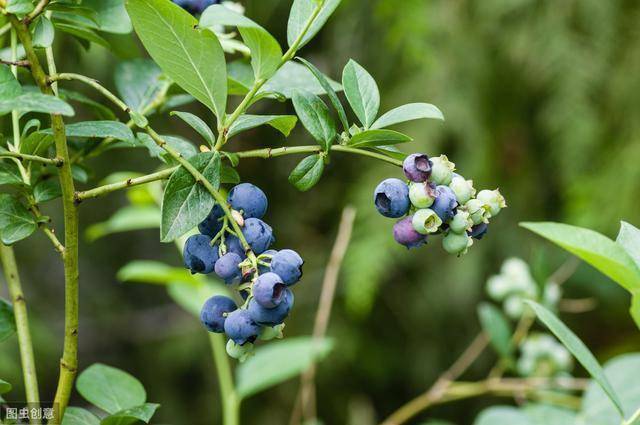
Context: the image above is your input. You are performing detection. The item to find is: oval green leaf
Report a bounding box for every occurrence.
[288,154,324,192]
[76,363,146,414]
[342,59,379,128]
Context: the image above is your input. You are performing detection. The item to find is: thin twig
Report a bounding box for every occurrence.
[74,167,178,202]
[0,59,30,67]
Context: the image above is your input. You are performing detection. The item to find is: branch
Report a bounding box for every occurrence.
[0,59,30,68]
[0,151,63,166]
[50,73,130,112]
[24,0,50,24]
[74,167,178,202]
[0,244,40,405]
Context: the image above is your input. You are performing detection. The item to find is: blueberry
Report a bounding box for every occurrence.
[468,222,489,240]
[411,209,442,235]
[403,153,432,182]
[248,289,294,326]
[242,218,275,254]
[183,234,218,274]
[430,155,455,185]
[258,249,278,274]
[198,204,225,237]
[409,181,436,208]
[476,189,507,217]
[393,216,427,249]
[431,185,458,222]
[225,234,246,258]
[252,272,286,308]
[449,175,476,204]
[449,210,472,234]
[224,309,259,345]
[228,183,268,219]
[442,231,472,255]
[465,198,489,225]
[200,295,237,333]
[215,252,243,284]
[373,178,410,218]
[172,0,219,15]
[226,339,254,361]
[270,249,304,285]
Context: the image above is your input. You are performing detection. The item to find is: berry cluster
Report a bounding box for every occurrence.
[486,258,561,319]
[172,0,220,15]
[183,183,304,360]
[517,333,573,378]
[373,153,506,255]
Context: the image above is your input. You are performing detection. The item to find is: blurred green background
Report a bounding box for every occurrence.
[2,0,640,424]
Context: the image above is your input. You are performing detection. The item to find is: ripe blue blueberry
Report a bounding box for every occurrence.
[215,252,243,284]
[242,218,275,254]
[431,185,458,222]
[468,222,489,240]
[258,249,277,274]
[228,183,268,219]
[225,235,246,258]
[200,295,237,333]
[270,249,304,285]
[248,288,294,326]
[393,216,427,249]
[224,309,260,345]
[403,153,432,182]
[183,234,218,274]
[198,204,225,237]
[374,178,410,218]
[252,272,286,308]
[172,0,219,15]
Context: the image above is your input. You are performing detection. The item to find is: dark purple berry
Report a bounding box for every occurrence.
[374,178,410,218]
[393,216,427,249]
[183,234,218,274]
[468,222,489,240]
[225,235,246,258]
[198,204,224,237]
[403,153,432,182]
[200,295,236,333]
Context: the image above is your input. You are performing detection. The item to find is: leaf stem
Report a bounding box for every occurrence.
[49,73,130,112]
[74,167,178,202]
[11,15,79,418]
[0,151,63,166]
[209,334,240,425]
[0,244,40,406]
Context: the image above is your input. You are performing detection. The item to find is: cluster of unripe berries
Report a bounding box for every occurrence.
[486,258,561,319]
[373,153,506,255]
[182,183,304,360]
[517,333,573,378]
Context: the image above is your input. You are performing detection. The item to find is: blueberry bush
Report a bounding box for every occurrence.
[0,1,639,424]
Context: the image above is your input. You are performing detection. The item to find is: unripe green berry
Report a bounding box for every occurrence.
[449,210,473,233]
[430,155,455,185]
[409,182,436,208]
[442,231,472,255]
[477,189,507,217]
[226,339,254,362]
[412,209,442,235]
[504,294,525,319]
[258,323,285,341]
[464,198,490,225]
[449,175,475,204]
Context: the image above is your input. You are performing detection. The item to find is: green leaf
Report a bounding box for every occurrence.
[127,0,227,119]
[296,57,349,131]
[580,353,640,424]
[371,102,444,129]
[287,0,341,50]
[288,154,324,192]
[76,364,146,414]
[86,206,160,241]
[520,222,640,292]
[370,145,408,161]
[0,378,11,395]
[62,407,100,425]
[525,301,624,416]
[477,303,512,359]
[0,299,16,343]
[292,89,336,150]
[117,260,199,286]
[54,23,110,49]
[617,222,640,270]
[220,165,240,184]
[34,179,62,203]
[20,132,54,156]
[227,114,297,139]
[160,152,221,242]
[474,407,525,425]
[59,89,117,120]
[84,0,133,34]
[0,92,74,116]
[474,405,576,425]
[32,16,56,49]
[114,59,164,113]
[260,61,342,99]
[342,59,379,128]
[0,194,37,245]
[200,5,282,80]
[136,133,197,162]
[44,121,135,143]
[0,162,24,187]
[5,0,34,15]
[236,337,333,399]
[170,111,215,146]
[348,129,412,147]
[0,65,22,99]
[101,403,159,425]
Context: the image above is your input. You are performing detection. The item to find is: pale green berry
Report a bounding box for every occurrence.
[430,155,455,185]
[543,283,562,307]
[486,275,511,300]
[449,175,476,204]
[258,323,285,341]
[409,182,436,208]
[442,231,472,255]
[449,210,472,233]
[412,209,442,235]
[226,339,254,362]
[504,294,525,319]
[477,189,507,217]
[465,198,490,225]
